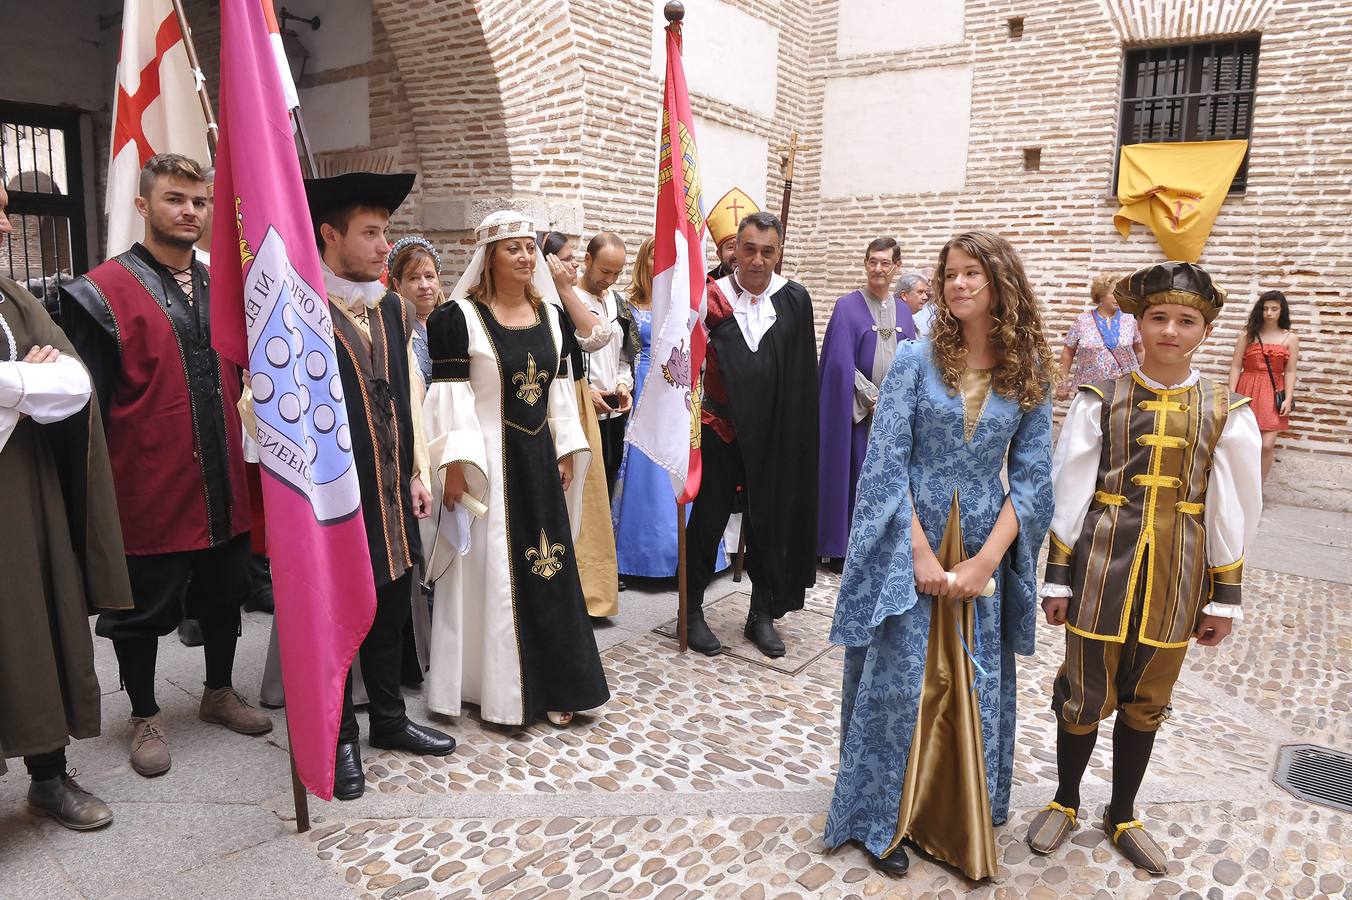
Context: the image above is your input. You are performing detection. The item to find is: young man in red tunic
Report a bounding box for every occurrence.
[61,154,272,778]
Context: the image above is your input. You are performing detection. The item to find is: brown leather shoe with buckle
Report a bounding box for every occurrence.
[1103,809,1168,875]
[129,714,171,777]
[1027,801,1078,855]
[28,770,113,830]
[199,686,274,735]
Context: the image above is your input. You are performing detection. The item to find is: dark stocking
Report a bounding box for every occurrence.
[1108,718,1158,824]
[199,613,239,690]
[1052,724,1099,813]
[24,749,66,782]
[114,636,160,718]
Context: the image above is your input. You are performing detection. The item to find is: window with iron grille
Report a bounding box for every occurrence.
[0,102,89,315]
[1116,38,1260,192]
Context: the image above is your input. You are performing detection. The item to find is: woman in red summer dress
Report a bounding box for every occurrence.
[1228,290,1300,481]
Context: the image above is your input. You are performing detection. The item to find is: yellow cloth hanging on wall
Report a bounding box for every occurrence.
[1114,140,1248,262]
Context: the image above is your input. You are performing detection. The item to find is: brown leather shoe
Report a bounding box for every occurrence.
[28,771,113,830]
[129,714,171,777]
[199,686,274,735]
[1027,801,1078,855]
[1102,810,1168,875]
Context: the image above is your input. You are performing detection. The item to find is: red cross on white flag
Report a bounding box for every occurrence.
[106,0,212,258]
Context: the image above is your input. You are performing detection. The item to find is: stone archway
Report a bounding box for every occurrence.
[372,0,587,260]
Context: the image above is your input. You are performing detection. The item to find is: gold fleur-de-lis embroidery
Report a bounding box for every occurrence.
[512,352,548,406]
[525,529,566,580]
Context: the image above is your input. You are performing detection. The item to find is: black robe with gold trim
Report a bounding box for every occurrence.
[330,291,422,588]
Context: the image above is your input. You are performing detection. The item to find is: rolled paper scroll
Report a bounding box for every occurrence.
[946,570,996,597]
[460,493,488,519]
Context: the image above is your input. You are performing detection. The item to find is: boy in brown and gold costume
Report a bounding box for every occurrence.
[1026,262,1263,874]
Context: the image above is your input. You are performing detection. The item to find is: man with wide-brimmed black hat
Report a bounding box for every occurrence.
[302,170,454,799]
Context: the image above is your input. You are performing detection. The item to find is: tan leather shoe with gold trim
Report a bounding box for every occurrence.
[1026,801,1078,855]
[1102,810,1168,875]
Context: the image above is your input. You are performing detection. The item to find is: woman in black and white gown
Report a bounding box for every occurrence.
[421,211,610,727]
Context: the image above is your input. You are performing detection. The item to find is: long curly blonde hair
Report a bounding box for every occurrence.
[930,230,1056,410]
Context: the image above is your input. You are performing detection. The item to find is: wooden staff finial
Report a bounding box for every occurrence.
[664,2,685,23]
[772,131,814,272]
[774,131,814,183]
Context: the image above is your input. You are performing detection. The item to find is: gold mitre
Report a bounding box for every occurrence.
[706,188,761,248]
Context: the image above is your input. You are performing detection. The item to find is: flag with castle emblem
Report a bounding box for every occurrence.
[210,0,377,800]
[106,0,213,257]
[627,13,708,503]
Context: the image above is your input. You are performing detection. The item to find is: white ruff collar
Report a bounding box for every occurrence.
[323,264,386,311]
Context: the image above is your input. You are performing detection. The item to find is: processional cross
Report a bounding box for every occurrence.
[772,130,814,273]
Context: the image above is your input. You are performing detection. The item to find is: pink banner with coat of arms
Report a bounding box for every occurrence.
[210,0,376,800]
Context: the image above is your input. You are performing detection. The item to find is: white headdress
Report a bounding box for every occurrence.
[447,210,564,308]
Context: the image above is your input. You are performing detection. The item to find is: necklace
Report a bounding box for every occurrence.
[1092,309,1121,349]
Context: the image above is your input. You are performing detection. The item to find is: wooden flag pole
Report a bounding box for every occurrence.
[665,0,690,656]
[291,109,319,179]
[772,131,813,273]
[290,749,311,833]
[676,501,689,653]
[170,0,219,159]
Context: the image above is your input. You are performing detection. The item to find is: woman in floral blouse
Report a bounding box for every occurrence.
[1054,273,1142,400]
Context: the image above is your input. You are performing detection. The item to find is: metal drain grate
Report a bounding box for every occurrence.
[1274,744,1352,813]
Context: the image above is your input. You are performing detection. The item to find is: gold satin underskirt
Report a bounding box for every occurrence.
[884,493,999,880]
[573,380,620,617]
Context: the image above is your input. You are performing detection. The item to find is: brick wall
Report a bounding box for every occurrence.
[798,0,1352,458]
[356,0,1349,459]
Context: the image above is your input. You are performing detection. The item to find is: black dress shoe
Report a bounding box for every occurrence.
[617,578,628,592]
[333,741,364,801]
[685,609,722,656]
[369,720,456,757]
[870,845,910,877]
[744,611,786,658]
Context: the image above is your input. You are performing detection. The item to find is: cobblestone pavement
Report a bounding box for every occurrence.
[310,566,1352,900]
[2,506,1348,899]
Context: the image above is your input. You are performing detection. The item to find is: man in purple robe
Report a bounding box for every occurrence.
[817,238,916,566]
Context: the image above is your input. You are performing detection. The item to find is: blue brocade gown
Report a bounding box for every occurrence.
[611,307,725,577]
[824,342,1053,880]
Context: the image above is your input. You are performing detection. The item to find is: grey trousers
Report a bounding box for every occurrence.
[258,571,429,708]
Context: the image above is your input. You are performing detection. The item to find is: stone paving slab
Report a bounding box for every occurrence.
[652,591,838,676]
[363,568,1305,803]
[1180,568,1352,749]
[359,631,842,799]
[2,502,1348,900]
[313,802,1352,900]
[328,565,1352,899]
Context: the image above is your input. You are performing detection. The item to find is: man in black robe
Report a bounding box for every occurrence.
[1,232,132,828]
[304,172,454,800]
[685,211,818,657]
